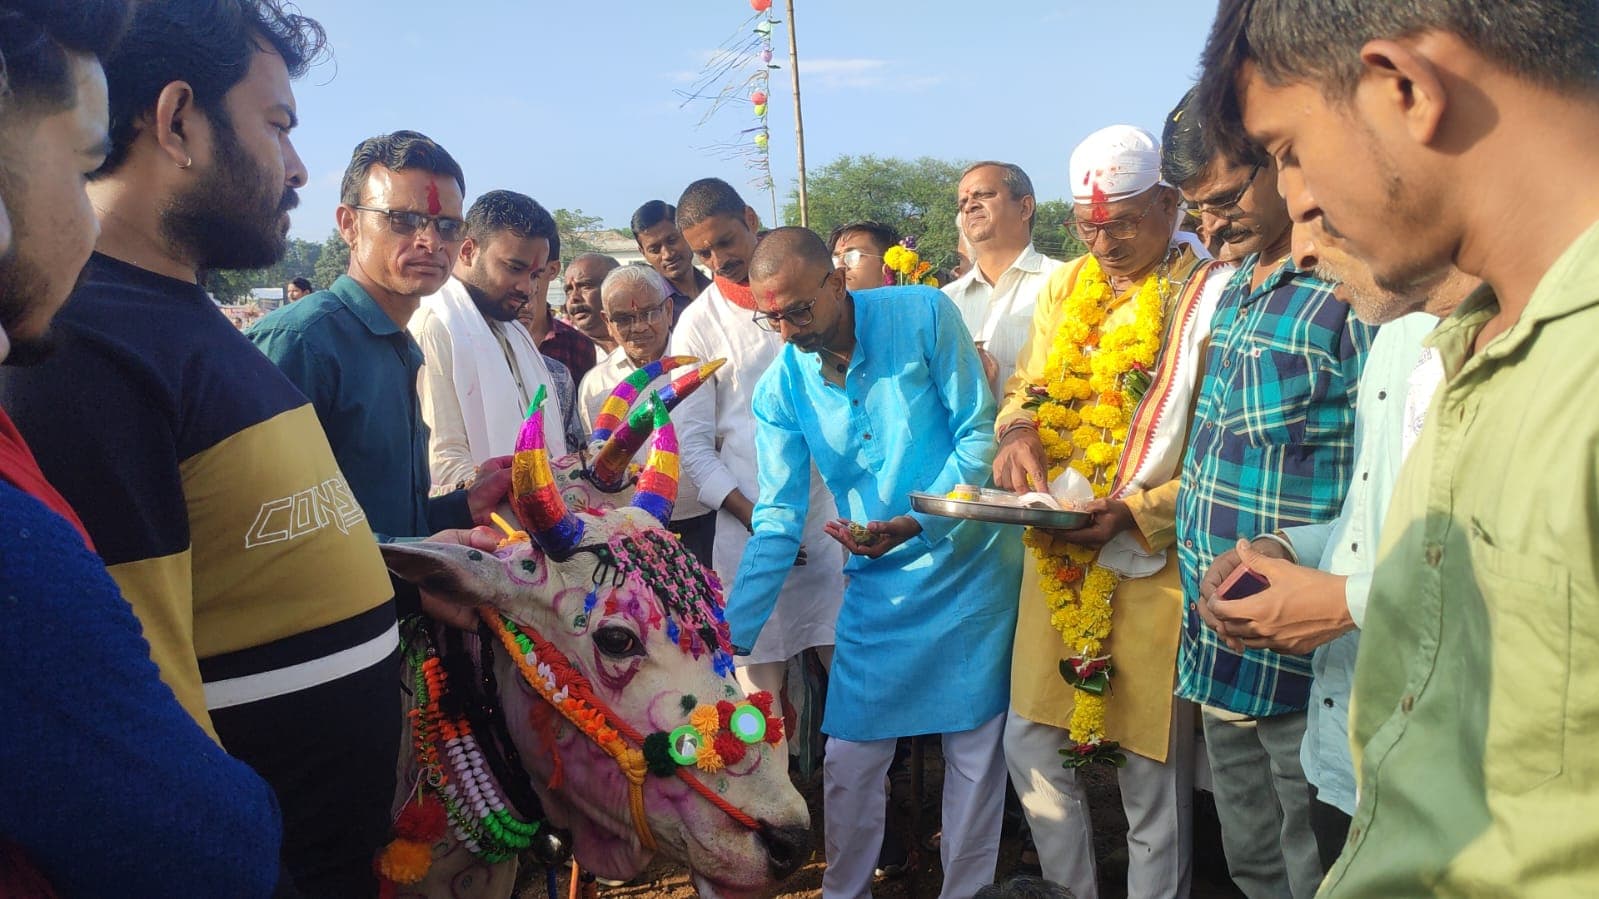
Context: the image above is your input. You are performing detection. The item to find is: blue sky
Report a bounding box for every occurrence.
[285,1,1219,241]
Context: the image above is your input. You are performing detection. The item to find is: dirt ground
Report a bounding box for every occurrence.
[518,740,1242,899]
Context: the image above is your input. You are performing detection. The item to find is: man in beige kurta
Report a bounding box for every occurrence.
[991,125,1232,899]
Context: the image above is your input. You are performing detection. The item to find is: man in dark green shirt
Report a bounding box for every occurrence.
[249,131,509,538]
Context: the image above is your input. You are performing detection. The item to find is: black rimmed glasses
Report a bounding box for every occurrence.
[1192,161,1264,220]
[753,298,817,332]
[753,271,831,332]
[350,205,469,243]
[1067,188,1164,242]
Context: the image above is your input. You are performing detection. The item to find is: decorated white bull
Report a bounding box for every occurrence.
[377,358,810,898]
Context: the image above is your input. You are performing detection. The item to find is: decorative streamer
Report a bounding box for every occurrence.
[674,2,783,214]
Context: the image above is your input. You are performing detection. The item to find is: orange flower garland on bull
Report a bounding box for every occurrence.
[1022,255,1168,767]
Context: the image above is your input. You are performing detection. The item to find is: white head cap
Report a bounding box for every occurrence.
[1070,125,1166,205]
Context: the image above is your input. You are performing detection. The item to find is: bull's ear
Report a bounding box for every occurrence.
[380,541,514,609]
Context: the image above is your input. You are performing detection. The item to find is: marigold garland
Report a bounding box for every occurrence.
[1023,254,1168,768]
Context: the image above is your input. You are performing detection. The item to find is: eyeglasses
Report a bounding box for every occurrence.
[607,304,667,330]
[350,204,468,243]
[752,271,830,332]
[832,248,881,269]
[1067,189,1163,242]
[753,298,817,332]
[1192,161,1264,220]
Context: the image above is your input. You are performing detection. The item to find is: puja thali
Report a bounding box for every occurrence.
[909,488,1092,529]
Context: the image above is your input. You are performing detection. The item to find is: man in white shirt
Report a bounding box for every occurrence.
[577,264,717,565]
[666,177,844,710]
[942,161,1063,394]
[411,190,579,491]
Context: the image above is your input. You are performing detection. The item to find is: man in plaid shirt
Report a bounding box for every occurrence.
[1164,90,1375,898]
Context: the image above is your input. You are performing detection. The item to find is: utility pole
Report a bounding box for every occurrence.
[785,0,808,227]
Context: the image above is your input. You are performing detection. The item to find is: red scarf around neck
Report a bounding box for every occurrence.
[714,275,757,311]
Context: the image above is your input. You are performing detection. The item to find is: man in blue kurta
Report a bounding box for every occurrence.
[727,227,1023,899]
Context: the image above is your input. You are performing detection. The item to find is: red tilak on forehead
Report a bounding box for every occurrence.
[763,289,776,301]
[426,181,441,216]
[1089,182,1110,223]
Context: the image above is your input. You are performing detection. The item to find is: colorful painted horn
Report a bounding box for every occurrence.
[588,358,726,492]
[514,384,550,453]
[629,393,679,526]
[511,397,585,559]
[587,355,698,445]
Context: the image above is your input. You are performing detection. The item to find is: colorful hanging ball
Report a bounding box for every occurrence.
[753,103,767,117]
[761,48,774,64]
[754,21,772,36]
[750,0,772,10]
[751,90,767,105]
[754,132,769,149]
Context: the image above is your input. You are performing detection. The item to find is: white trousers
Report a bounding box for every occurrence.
[1003,700,1197,899]
[822,711,1007,899]
[734,644,834,712]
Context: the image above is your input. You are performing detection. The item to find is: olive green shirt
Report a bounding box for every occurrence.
[1325,220,1599,896]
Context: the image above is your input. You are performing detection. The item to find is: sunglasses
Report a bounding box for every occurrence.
[350,204,468,243]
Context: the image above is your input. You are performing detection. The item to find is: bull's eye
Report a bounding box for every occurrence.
[594,626,643,658]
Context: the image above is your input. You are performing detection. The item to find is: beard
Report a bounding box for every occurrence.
[461,278,525,322]
[162,118,297,271]
[0,254,84,366]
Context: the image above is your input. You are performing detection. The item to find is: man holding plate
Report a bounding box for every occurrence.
[990,124,1233,898]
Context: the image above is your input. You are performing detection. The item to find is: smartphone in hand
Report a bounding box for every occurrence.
[1216,563,1270,600]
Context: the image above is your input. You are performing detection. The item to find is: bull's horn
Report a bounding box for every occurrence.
[588,358,724,492]
[587,355,698,444]
[628,393,679,526]
[511,398,585,559]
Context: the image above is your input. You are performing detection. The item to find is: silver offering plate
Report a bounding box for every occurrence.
[909,489,1092,529]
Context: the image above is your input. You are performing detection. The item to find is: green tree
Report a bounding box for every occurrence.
[553,208,604,266]
[785,155,966,273]
[312,230,350,291]
[785,155,1087,276]
[1032,199,1089,262]
[204,237,323,303]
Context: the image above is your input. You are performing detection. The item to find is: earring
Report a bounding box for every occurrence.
[178,156,193,170]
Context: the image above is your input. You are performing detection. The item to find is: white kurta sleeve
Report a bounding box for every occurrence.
[668,309,740,510]
[411,308,477,491]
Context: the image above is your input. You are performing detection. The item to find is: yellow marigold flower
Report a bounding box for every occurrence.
[1065,544,1097,564]
[921,274,939,287]
[1083,567,1120,595]
[1085,442,1119,467]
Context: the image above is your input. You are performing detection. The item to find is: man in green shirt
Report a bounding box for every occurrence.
[1195,0,1599,893]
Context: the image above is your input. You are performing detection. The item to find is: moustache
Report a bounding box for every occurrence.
[278,189,300,214]
[715,263,742,278]
[1217,224,1252,243]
